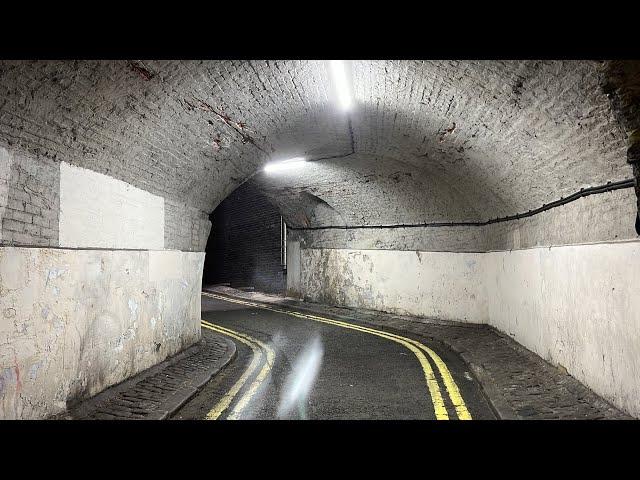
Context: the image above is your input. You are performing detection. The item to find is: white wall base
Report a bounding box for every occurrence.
[0,247,205,419]
[299,248,487,322]
[485,242,640,418]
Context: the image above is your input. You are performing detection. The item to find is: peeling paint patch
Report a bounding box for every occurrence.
[0,368,15,389]
[29,362,42,380]
[52,315,65,332]
[47,268,65,282]
[123,328,135,341]
[128,298,138,320]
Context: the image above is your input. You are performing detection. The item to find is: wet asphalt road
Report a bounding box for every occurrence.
[173,295,495,420]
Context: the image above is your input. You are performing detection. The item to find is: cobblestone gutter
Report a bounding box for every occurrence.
[57,329,235,420]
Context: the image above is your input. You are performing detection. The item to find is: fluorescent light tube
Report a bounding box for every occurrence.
[264,157,307,173]
[329,60,352,111]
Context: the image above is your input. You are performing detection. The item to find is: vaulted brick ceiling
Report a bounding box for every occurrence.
[0,60,632,227]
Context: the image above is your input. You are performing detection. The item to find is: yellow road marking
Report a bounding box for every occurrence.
[202,292,471,420]
[257,309,449,420]
[296,311,472,420]
[418,345,471,420]
[201,322,263,420]
[202,320,275,420]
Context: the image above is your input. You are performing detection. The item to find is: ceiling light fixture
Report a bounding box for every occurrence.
[264,157,307,173]
[328,60,352,111]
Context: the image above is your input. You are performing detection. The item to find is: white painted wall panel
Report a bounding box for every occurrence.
[300,248,488,323]
[286,239,301,297]
[485,242,640,418]
[59,162,164,249]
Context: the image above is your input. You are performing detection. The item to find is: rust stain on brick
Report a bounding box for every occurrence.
[129,62,154,81]
[192,98,266,153]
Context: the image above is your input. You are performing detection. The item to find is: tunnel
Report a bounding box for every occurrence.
[0,60,639,420]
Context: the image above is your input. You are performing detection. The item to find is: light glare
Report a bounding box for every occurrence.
[277,335,323,419]
[264,157,307,173]
[329,60,352,111]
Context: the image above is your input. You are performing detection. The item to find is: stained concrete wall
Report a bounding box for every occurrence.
[288,175,640,417]
[294,240,640,417]
[0,247,204,419]
[299,248,487,323]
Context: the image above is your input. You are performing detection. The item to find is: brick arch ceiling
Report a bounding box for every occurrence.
[0,60,631,228]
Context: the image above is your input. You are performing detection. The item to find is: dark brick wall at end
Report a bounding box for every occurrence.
[203,181,285,294]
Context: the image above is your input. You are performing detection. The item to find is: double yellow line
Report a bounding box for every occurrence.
[201,320,274,420]
[202,292,471,420]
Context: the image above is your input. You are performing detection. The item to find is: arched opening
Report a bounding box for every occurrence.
[202,181,286,294]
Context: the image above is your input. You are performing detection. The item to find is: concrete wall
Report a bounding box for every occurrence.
[484,242,640,418]
[286,239,301,298]
[299,248,487,323]
[0,247,204,419]
[290,186,640,417]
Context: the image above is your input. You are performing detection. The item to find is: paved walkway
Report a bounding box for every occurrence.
[62,329,235,420]
[206,286,630,420]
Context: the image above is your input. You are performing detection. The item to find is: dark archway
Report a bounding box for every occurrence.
[202,181,286,294]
